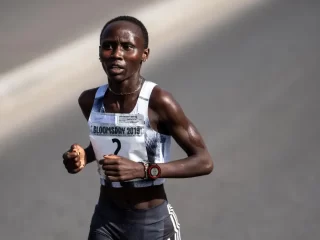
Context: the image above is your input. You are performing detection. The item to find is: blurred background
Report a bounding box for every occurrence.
[1,0,320,239]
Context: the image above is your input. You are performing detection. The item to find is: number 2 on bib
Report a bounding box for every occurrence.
[112,138,121,155]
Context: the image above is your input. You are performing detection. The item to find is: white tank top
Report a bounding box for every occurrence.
[88,80,171,188]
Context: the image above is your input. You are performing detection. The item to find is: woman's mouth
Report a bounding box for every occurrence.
[108,65,124,74]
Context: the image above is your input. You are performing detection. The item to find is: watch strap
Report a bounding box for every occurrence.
[140,162,149,179]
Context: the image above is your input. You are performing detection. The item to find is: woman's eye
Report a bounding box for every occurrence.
[101,43,112,50]
[123,44,134,50]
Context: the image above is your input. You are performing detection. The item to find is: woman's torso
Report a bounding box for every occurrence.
[87,80,171,209]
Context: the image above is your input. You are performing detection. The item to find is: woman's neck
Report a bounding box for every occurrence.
[108,75,142,95]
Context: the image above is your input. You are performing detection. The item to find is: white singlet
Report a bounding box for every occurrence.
[88,80,171,188]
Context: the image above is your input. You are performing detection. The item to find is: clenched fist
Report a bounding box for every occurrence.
[62,144,86,174]
[99,154,144,181]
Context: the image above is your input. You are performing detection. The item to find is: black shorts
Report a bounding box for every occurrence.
[88,199,181,240]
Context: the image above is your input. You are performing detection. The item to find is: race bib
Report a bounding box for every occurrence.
[88,111,148,181]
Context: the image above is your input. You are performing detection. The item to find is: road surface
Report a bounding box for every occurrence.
[1,1,320,239]
[0,0,157,73]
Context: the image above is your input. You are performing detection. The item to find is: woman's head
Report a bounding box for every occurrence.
[99,16,150,82]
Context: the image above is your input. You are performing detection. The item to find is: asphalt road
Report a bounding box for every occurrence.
[1,1,320,240]
[0,0,156,73]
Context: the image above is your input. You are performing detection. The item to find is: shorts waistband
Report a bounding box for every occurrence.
[95,199,169,224]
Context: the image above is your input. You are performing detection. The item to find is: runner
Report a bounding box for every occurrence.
[62,15,214,240]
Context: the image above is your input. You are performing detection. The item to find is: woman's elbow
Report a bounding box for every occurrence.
[201,152,214,175]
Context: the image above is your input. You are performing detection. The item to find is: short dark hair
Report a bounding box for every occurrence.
[100,15,149,48]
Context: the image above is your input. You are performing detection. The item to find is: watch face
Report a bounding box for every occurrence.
[148,164,161,179]
[150,167,159,176]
